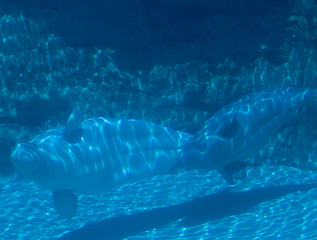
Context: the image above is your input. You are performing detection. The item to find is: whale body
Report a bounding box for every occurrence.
[12,110,192,194]
[181,87,317,183]
[11,108,192,216]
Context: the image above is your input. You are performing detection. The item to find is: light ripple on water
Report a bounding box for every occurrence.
[0,166,317,239]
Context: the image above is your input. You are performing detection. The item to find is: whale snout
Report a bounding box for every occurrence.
[11,143,47,180]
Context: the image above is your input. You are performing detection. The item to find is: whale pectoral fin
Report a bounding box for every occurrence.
[218,111,239,138]
[52,189,78,218]
[62,107,84,144]
[219,161,248,185]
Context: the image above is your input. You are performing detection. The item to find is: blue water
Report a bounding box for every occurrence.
[1,0,317,239]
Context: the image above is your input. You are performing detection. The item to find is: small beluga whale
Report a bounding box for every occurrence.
[11,108,192,217]
[181,87,317,184]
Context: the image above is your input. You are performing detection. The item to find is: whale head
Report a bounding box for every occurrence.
[11,142,49,181]
[11,135,80,218]
[10,129,75,189]
[11,107,84,184]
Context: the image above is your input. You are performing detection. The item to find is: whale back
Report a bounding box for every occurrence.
[11,116,192,194]
[181,87,317,174]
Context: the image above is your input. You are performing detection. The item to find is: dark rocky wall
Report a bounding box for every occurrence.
[1,0,296,71]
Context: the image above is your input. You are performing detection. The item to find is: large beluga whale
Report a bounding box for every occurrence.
[181,87,317,184]
[11,108,192,217]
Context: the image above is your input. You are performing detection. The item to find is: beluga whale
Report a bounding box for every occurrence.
[11,108,192,217]
[181,87,317,184]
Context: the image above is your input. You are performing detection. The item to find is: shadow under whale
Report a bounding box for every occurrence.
[59,183,317,240]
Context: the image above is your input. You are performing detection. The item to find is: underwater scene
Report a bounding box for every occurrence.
[1,0,317,239]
